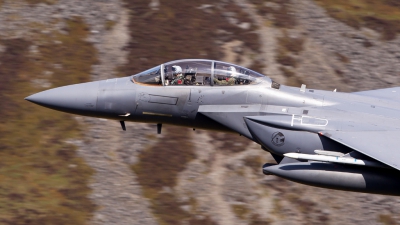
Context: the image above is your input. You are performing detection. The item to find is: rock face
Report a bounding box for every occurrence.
[294,0,400,92]
[2,0,400,224]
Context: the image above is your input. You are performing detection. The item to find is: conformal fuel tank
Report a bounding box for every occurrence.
[263,162,400,196]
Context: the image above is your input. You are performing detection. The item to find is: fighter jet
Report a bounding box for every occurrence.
[25,59,400,196]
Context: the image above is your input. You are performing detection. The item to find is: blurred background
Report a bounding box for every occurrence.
[1,0,400,224]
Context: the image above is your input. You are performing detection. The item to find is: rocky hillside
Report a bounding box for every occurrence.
[1,0,400,224]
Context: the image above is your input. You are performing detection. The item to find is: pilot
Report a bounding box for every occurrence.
[184,67,196,85]
[171,65,184,85]
[227,66,238,85]
[214,66,237,85]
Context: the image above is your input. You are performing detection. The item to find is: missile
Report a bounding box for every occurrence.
[314,149,344,157]
[263,162,400,196]
[284,152,390,169]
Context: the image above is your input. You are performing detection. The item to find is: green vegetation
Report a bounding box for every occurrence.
[0,17,96,224]
[314,0,400,40]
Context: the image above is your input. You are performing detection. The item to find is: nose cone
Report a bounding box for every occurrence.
[25,81,99,116]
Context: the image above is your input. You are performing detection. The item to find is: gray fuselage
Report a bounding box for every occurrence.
[26,59,400,196]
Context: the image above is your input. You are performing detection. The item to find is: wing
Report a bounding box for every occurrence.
[320,130,400,171]
[353,87,400,101]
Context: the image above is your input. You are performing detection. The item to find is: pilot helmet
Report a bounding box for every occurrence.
[172,65,182,76]
[227,66,237,77]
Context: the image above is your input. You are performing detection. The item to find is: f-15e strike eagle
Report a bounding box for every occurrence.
[26,59,400,196]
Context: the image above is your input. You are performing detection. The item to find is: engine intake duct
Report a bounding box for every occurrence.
[263,162,400,196]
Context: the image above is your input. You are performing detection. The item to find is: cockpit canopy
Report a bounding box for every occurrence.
[132,59,272,87]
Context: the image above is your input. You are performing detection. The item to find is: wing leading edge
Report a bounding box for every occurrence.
[320,130,400,171]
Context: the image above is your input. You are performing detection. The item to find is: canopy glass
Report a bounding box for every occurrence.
[132,59,272,87]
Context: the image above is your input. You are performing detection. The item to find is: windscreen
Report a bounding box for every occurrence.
[132,66,161,85]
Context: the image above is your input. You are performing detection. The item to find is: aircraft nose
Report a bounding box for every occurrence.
[25,81,99,116]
